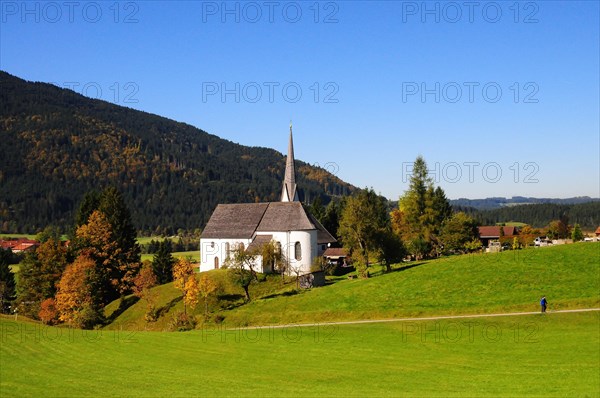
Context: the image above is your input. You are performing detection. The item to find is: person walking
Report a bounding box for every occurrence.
[540,296,547,313]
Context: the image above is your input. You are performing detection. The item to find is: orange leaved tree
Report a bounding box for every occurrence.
[172,258,199,315]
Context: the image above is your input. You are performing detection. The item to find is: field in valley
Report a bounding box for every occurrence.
[1,243,598,396]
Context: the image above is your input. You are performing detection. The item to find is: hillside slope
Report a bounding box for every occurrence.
[0,71,355,233]
[107,242,600,329]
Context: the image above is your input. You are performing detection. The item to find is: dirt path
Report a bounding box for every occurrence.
[241,308,600,330]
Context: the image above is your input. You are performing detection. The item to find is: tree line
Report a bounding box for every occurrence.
[0,187,207,330]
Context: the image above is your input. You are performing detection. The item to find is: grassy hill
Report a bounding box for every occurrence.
[107,243,600,329]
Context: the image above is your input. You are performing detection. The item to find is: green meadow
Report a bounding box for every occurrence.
[140,250,200,263]
[1,243,598,396]
[1,312,598,397]
[109,243,599,329]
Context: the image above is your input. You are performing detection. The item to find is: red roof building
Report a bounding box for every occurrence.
[0,238,40,253]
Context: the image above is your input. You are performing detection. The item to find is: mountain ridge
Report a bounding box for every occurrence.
[0,71,355,234]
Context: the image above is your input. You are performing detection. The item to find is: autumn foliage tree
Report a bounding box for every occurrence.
[133,261,158,321]
[38,298,59,325]
[198,274,218,319]
[173,258,199,315]
[75,210,120,304]
[55,255,103,328]
[74,188,141,297]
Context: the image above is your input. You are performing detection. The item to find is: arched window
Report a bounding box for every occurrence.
[238,242,245,252]
[225,243,230,259]
[295,241,302,260]
[214,257,219,269]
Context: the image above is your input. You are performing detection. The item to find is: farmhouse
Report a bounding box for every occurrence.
[477,226,518,248]
[0,238,40,253]
[199,126,336,274]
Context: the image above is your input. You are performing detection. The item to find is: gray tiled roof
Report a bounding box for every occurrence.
[201,203,269,239]
[201,201,337,244]
[256,202,315,232]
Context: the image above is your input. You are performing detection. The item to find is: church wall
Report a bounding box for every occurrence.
[199,238,252,272]
[260,230,316,275]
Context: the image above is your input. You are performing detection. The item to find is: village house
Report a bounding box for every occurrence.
[199,125,336,275]
[0,238,40,253]
[477,226,518,248]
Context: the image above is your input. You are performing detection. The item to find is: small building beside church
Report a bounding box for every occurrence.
[199,125,336,274]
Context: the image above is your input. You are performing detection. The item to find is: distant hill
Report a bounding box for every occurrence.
[450,196,599,210]
[456,202,600,230]
[0,71,355,234]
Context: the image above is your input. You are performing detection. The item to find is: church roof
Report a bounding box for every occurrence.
[201,203,269,239]
[201,201,337,244]
[257,202,315,232]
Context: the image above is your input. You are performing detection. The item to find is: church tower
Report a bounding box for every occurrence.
[281,123,299,202]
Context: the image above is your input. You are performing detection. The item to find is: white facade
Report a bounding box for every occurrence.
[199,230,317,275]
[200,238,251,271]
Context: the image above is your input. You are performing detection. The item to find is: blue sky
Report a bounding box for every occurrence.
[1,1,598,200]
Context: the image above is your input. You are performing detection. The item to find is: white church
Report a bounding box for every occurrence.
[199,125,336,274]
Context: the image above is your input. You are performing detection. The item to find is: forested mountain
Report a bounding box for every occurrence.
[0,72,355,234]
[457,202,600,230]
[450,196,599,210]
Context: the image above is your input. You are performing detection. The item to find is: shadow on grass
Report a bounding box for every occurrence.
[392,262,427,273]
[363,262,428,278]
[260,290,299,300]
[155,296,183,319]
[217,293,246,310]
[106,295,139,323]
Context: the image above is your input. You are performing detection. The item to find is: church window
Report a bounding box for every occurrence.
[214,257,219,269]
[295,242,302,260]
[225,243,230,259]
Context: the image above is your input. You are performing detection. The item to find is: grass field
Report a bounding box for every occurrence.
[220,243,600,326]
[140,250,199,263]
[1,311,598,397]
[1,243,598,396]
[0,233,38,240]
[109,243,599,329]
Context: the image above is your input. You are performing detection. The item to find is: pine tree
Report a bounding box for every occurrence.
[98,187,141,291]
[396,156,453,259]
[152,239,175,284]
[0,247,16,313]
[75,191,101,227]
[571,224,584,241]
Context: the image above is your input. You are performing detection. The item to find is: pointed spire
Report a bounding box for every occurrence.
[281,122,299,202]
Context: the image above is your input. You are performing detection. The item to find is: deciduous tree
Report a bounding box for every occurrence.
[133,261,158,321]
[173,258,199,314]
[38,298,59,325]
[56,255,104,328]
[439,212,479,254]
[198,274,218,319]
[338,188,390,278]
[225,247,259,301]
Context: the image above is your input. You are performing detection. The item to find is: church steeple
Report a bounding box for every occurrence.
[281,122,299,202]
